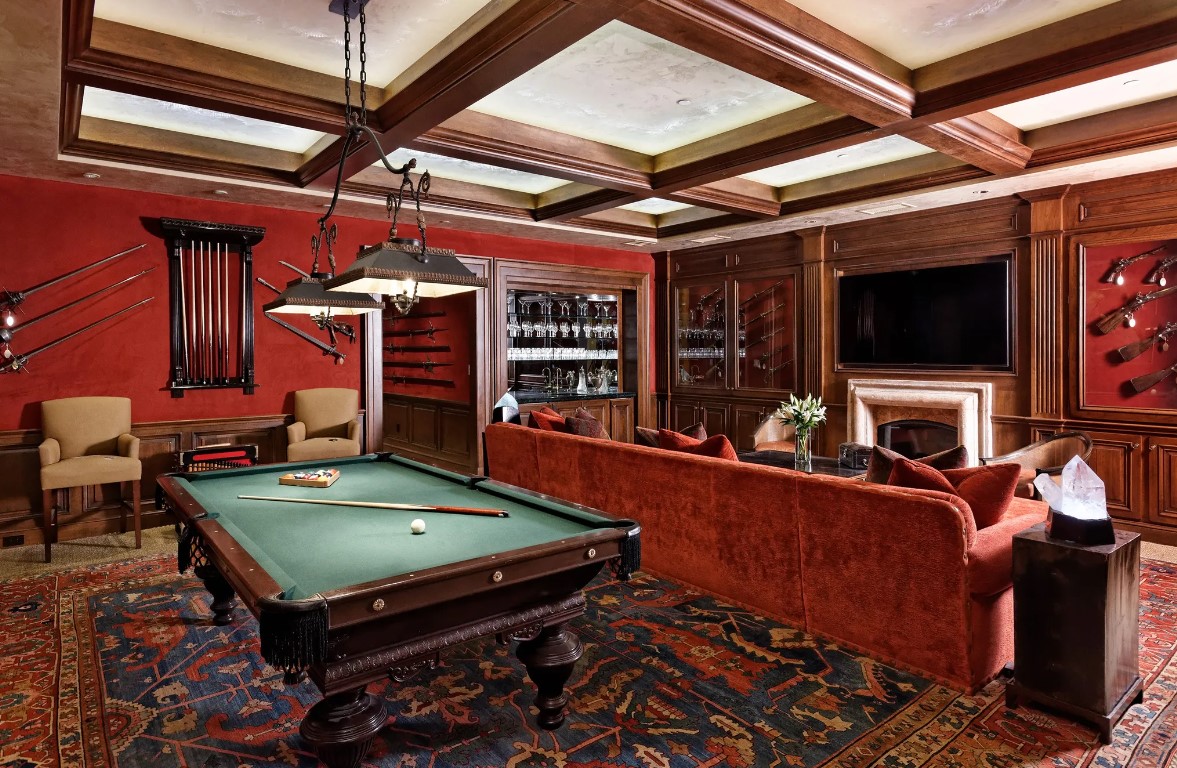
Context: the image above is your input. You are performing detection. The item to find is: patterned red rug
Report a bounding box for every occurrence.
[2,555,1176,767]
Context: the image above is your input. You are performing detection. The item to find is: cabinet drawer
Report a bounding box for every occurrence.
[671,252,728,278]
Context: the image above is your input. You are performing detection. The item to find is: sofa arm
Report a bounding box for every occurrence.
[118,433,140,460]
[39,438,60,467]
[967,510,1050,596]
[347,419,361,443]
[287,421,306,444]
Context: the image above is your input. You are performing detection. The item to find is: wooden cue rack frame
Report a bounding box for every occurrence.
[162,218,263,397]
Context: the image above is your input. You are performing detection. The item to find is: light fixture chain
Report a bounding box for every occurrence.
[359,2,368,126]
[342,0,354,126]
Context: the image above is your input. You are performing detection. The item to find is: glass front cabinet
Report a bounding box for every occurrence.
[506,290,621,396]
[670,265,802,449]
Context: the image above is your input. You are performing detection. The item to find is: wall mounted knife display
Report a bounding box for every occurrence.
[0,243,145,325]
[162,218,262,396]
[2,297,153,373]
[264,312,346,365]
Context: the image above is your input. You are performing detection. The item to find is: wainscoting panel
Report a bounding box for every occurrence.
[383,394,477,473]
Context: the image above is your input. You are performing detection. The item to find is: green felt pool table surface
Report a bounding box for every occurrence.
[170,454,617,600]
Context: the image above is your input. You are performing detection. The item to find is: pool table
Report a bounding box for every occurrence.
[156,453,640,768]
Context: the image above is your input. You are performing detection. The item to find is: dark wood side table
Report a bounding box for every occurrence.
[1006,522,1143,743]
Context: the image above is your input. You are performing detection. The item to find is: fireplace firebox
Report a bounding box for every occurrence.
[877,419,959,459]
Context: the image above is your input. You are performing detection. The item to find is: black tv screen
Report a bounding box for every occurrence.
[837,259,1011,370]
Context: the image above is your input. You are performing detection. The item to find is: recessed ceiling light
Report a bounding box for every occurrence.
[836,153,849,159]
[82,172,101,180]
[676,98,692,106]
[213,189,230,196]
[804,219,820,224]
[1123,78,1141,86]
[688,234,732,244]
[973,190,989,195]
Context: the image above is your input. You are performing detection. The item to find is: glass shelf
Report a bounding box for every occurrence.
[507,289,621,394]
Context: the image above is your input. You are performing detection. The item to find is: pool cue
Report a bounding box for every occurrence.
[237,494,509,518]
[204,241,211,382]
[179,242,189,381]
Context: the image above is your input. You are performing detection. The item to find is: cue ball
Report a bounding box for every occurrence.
[410,518,426,535]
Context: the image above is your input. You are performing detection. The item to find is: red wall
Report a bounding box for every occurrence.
[0,175,651,430]
[1084,240,1177,409]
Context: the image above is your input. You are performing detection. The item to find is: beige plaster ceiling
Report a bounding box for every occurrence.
[741,136,935,189]
[469,21,812,155]
[618,198,692,215]
[785,0,1119,68]
[380,148,570,195]
[93,0,493,87]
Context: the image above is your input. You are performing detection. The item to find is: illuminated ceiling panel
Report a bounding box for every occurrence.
[991,59,1177,130]
[618,198,691,215]
[380,148,570,195]
[94,0,493,86]
[740,136,934,188]
[81,87,325,153]
[470,21,812,155]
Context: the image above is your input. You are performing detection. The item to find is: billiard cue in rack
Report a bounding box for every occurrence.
[237,494,509,517]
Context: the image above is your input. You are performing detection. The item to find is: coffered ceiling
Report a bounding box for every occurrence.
[3,0,1177,252]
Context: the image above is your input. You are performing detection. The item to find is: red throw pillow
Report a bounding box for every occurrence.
[942,463,1021,529]
[681,422,707,441]
[679,434,739,461]
[887,457,1020,529]
[527,408,567,432]
[657,428,701,451]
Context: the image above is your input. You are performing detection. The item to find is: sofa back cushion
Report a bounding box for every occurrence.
[527,407,567,432]
[888,457,1020,529]
[657,429,738,461]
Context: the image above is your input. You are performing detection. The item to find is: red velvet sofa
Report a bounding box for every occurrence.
[484,422,1048,692]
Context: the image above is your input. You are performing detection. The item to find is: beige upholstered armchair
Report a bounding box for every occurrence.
[980,431,1094,499]
[752,415,795,452]
[39,396,141,562]
[287,388,362,461]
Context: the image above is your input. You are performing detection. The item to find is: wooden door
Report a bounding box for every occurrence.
[1085,430,1145,521]
[1147,435,1177,526]
[609,399,634,442]
[731,403,769,451]
[672,400,701,431]
[700,401,729,438]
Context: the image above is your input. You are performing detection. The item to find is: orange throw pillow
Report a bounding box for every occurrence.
[527,407,567,432]
[887,457,1020,528]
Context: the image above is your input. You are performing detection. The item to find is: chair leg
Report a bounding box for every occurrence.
[132,480,141,549]
[119,481,128,534]
[42,489,55,563]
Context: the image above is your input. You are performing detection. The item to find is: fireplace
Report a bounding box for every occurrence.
[877,419,959,459]
[847,379,994,466]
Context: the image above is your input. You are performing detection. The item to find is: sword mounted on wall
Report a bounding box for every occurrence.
[2,297,153,373]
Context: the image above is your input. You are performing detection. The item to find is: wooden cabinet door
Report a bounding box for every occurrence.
[1147,435,1177,526]
[731,403,769,451]
[609,399,634,442]
[672,400,701,430]
[700,401,729,438]
[1085,431,1144,521]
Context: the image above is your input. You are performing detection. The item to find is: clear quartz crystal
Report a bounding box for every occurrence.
[1035,456,1108,520]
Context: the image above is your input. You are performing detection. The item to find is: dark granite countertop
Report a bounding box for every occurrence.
[513,390,636,404]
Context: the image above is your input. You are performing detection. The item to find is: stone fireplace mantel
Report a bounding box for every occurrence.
[846,379,994,466]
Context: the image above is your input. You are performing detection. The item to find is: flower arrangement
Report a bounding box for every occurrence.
[774,394,826,430]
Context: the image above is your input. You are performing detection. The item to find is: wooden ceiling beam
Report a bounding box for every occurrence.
[313,0,644,187]
[901,113,1031,174]
[914,0,1177,122]
[1027,95,1177,167]
[667,180,779,218]
[534,189,644,221]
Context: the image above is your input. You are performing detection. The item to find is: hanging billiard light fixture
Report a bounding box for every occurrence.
[262,222,383,315]
[315,0,485,312]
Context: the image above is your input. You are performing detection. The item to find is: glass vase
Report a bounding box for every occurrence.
[794,427,812,471]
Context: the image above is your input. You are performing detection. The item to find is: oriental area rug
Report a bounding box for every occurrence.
[3,555,1177,768]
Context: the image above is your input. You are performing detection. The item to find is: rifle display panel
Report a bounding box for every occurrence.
[162,218,262,397]
[1083,238,1177,411]
[735,275,796,391]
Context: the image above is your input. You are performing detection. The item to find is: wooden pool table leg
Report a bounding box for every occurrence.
[194,563,238,625]
[299,686,387,768]
[515,621,584,729]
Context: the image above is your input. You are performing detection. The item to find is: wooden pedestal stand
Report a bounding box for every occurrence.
[1006,522,1143,743]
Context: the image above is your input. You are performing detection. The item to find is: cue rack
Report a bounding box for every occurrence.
[162,218,263,397]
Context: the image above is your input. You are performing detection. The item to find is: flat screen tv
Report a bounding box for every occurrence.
[837,258,1012,370]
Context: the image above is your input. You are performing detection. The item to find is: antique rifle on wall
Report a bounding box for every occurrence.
[0,243,145,321]
[385,323,446,339]
[1102,245,1167,285]
[383,358,452,374]
[746,325,788,349]
[1094,285,1177,334]
[1118,322,1177,361]
[1145,252,1177,286]
[744,302,790,327]
[739,280,786,307]
[0,267,154,345]
[695,286,723,310]
[385,344,451,353]
[384,374,455,387]
[2,297,153,373]
[1130,363,1177,393]
[263,311,345,364]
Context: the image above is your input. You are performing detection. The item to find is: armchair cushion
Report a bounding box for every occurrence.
[287,421,307,445]
[41,455,142,490]
[288,437,361,462]
[39,438,60,467]
[347,419,361,443]
[865,444,969,484]
[118,433,140,460]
